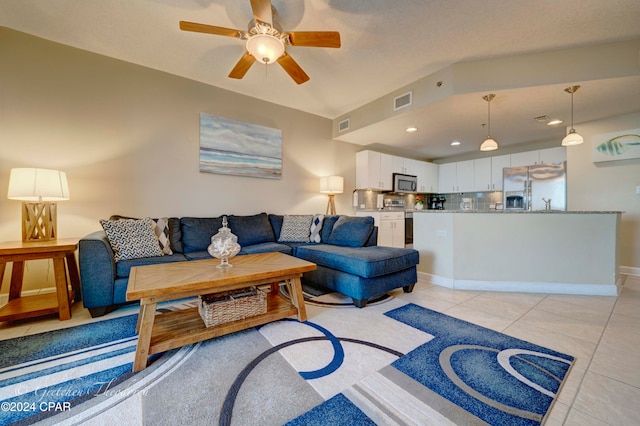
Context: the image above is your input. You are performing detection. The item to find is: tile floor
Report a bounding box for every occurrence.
[1,275,639,425]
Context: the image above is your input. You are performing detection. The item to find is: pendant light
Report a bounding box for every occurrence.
[480,94,498,151]
[561,85,584,146]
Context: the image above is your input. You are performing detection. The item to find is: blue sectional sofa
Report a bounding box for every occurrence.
[78,213,419,317]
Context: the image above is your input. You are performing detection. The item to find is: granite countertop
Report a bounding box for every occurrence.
[413,210,623,214]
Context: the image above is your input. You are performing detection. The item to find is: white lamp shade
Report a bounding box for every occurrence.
[246,34,285,64]
[480,137,499,151]
[7,168,70,201]
[320,176,344,194]
[561,130,584,146]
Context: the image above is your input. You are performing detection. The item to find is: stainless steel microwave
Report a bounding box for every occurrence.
[393,173,417,193]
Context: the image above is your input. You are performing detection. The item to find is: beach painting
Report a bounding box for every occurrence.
[592,127,640,163]
[199,113,282,179]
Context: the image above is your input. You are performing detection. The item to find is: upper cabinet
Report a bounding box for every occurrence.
[392,156,420,175]
[438,160,474,193]
[357,150,438,193]
[355,150,393,190]
[357,147,565,194]
[511,147,566,167]
[456,160,475,192]
[438,162,457,193]
[417,162,439,193]
[538,147,566,164]
[490,154,511,191]
[473,158,492,192]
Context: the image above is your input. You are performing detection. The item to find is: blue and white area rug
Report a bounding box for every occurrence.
[0,293,573,425]
[289,303,574,425]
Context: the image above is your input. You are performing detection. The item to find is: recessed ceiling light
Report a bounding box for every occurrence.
[547,119,563,126]
[406,126,418,133]
[450,140,461,146]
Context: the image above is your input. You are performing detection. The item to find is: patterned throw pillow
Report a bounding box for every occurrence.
[309,214,324,243]
[278,215,313,243]
[100,218,164,261]
[152,217,173,255]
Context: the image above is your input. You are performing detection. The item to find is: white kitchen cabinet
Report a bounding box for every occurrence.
[473,158,492,191]
[416,161,439,192]
[510,147,566,167]
[426,162,439,192]
[392,156,420,176]
[438,161,473,193]
[356,211,405,248]
[538,147,566,164]
[510,151,540,168]
[355,150,393,190]
[438,162,457,193]
[490,154,511,191]
[456,160,475,192]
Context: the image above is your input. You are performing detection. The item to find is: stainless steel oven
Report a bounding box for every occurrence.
[405,211,413,245]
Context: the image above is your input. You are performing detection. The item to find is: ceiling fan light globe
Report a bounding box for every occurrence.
[480,137,498,151]
[246,34,284,64]
[561,129,584,146]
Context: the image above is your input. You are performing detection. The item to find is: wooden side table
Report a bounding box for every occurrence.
[0,238,81,321]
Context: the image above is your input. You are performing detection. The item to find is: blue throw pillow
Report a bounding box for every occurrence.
[327,216,374,247]
[228,213,275,247]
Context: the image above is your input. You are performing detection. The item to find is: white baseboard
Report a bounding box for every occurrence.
[620,265,640,277]
[417,271,619,296]
[0,287,56,304]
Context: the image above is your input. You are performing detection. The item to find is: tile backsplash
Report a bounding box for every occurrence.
[443,191,504,211]
[353,189,504,211]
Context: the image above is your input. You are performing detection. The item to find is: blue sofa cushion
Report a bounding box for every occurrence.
[115,253,188,278]
[294,245,419,278]
[228,213,275,247]
[302,265,417,301]
[239,242,293,256]
[320,215,340,242]
[168,217,183,253]
[181,217,223,253]
[268,214,284,240]
[327,216,374,247]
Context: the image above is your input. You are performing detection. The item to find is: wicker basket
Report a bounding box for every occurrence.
[198,286,266,327]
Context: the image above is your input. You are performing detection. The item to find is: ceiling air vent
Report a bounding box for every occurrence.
[394,91,412,111]
[533,115,551,122]
[338,118,351,132]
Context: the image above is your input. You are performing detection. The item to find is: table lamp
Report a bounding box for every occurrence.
[7,168,70,241]
[320,176,343,215]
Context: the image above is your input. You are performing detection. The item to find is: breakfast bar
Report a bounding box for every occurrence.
[413,210,622,296]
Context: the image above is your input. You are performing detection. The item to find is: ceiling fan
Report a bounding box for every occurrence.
[179,0,341,84]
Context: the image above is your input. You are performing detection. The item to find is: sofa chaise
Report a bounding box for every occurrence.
[78,213,419,317]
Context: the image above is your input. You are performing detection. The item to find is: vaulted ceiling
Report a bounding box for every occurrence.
[2,0,640,159]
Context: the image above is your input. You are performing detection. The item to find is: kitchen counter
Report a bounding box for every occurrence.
[414,210,623,214]
[414,210,621,296]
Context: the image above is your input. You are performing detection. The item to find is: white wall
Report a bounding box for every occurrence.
[0,28,358,291]
[566,111,640,271]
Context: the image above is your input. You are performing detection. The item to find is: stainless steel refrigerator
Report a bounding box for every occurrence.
[503,162,567,211]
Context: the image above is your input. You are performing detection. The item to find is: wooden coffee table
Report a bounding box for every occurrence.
[126,252,316,372]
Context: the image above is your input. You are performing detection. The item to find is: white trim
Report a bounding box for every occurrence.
[418,271,619,296]
[620,265,640,276]
[418,271,453,288]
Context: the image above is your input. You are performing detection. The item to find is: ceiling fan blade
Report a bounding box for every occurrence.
[286,31,341,48]
[229,52,257,79]
[277,52,310,85]
[179,21,245,39]
[250,0,273,25]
